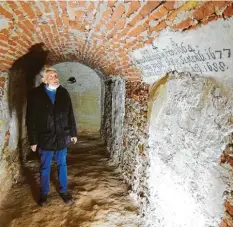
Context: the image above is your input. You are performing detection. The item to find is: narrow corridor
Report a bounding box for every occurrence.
[0,135,142,227]
[1,1,233,226]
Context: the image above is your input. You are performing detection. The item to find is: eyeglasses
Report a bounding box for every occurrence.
[47,73,58,79]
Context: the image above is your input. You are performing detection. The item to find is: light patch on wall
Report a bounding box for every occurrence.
[173,10,193,24]
[145,72,233,227]
[0,74,10,152]
[53,62,101,133]
[130,17,233,84]
[0,17,9,31]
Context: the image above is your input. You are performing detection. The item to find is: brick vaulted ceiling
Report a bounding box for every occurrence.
[0,1,233,79]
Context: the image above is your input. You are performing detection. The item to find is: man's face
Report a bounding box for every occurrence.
[45,71,60,86]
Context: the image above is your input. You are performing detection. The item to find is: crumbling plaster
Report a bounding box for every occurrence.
[145,72,233,227]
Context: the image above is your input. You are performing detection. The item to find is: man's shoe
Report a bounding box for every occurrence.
[38,194,48,206]
[59,192,73,204]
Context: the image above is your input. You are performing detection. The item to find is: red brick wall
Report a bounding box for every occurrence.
[0,1,232,79]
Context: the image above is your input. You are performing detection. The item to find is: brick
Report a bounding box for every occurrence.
[128,14,143,27]
[212,1,229,9]
[0,6,13,19]
[111,3,125,22]
[101,9,112,20]
[8,39,17,47]
[69,20,84,31]
[108,0,117,8]
[55,17,63,28]
[50,2,60,15]
[17,39,29,50]
[14,9,25,20]
[116,24,132,38]
[105,21,115,30]
[20,2,35,18]
[0,28,8,36]
[62,15,70,26]
[32,4,43,16]
[69,1,78,8]
[163,1,175,10]
[59,1,67,10]
[87,2,95,14]
[127,1,141,17]
[145,37,154,45]
[227,156,233,168]
[225,200,233,216]
[38,24,51,32]
[140,1,161,17]
[75,10,86,21]
[0,34,8,42]
[220,154,227,163]
[42,1,51,13]
[24,20,34,29]
[0,41,8,49]
[113,17,126,30]
[167,8,180,21]
[79,1,86,8]
[220,219,230,227]
[150,20,167,32]
[173,18,196,30]
[224,4,233,18]
[0,48,7,55]
[193,2,215,20]
[149,6,168,20]
[2,59,13,65]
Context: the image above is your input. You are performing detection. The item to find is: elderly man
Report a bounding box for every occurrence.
[26,67,77,206]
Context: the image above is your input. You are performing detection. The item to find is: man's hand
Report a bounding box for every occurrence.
[71,137,77,144]
[31,145,37,152]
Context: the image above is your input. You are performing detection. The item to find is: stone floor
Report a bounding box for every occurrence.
[0,135,142,227]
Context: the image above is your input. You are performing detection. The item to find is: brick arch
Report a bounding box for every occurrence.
[1,1,232,79]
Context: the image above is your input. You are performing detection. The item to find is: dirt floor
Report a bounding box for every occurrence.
[0,135,142,227]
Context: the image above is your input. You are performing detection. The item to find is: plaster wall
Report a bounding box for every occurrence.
[53,62,101,134]
[145,72,233,227]
[131,17,233,84]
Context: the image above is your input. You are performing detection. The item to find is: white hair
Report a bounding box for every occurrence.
[40,67,57,78]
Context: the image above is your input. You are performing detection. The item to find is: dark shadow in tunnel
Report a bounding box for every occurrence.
[8,43,48,202]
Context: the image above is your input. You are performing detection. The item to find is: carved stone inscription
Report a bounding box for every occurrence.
[135,41,231,75]
[130,18,233,83]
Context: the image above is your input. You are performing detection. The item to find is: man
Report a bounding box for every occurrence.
[26,67,77,206]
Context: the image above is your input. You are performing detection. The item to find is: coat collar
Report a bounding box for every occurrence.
[39,82,62,90]
[38,83,62,105]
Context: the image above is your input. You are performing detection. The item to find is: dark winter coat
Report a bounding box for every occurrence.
[26,83,77,151]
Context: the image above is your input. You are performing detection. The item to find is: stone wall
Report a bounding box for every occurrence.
[101,77,151,213]
[120,81,150,210]
[101,77,113,146]
[101,76,125,156]
[0,70,28,203]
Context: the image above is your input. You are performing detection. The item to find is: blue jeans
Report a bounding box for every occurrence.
[39,148,67,195]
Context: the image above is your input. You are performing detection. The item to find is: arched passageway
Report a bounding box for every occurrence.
[52,62,102,134]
